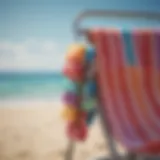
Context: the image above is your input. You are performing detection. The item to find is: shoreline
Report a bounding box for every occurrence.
[0,98,62,108]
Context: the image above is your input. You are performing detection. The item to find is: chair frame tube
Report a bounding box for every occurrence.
[73,10,160,40]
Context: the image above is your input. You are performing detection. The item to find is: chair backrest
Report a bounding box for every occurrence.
[87,29,160,154]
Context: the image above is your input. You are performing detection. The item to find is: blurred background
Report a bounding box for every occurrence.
[0,0,159,160]
[0,0,160,102]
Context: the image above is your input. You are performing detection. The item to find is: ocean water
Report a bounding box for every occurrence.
[0,72,65,102]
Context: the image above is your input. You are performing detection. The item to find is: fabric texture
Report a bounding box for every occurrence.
[88,28,160,154]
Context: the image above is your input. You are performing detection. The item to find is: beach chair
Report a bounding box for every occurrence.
[67,10,160,160]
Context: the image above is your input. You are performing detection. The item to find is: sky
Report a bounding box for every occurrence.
[0,0,160,72]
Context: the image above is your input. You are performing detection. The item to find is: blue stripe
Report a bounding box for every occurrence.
[122,31,135,65]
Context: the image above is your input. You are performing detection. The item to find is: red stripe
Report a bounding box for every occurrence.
[89,29,160,152]
[102,30,135,141]
[112,32,125,67]
[118,67,148,141]
[134,31,160,119]
[96,32,120,139]
[154,30,160,69]
[125,67,160,138]
[111,32,142,142]
[94,30,120,138]
[133,30,153,67]
[130,31,160,138]
[143,67,160,133]
[95,30,147,147]
[116,31,149,141]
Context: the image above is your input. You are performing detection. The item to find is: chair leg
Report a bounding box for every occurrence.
[125,153,137,160]
[96,97,120,159]
[97,112,120,159]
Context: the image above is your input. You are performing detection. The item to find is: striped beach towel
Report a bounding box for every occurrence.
[88,28,160,154]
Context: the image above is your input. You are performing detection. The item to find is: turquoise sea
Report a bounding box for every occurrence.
[0,72,65,102]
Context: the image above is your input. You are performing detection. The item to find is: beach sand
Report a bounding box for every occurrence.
[0,101,124,160]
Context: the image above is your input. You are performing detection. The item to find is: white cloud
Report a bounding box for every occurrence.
[0,39,65,72]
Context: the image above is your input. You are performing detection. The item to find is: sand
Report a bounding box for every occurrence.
[0,101,124,160]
